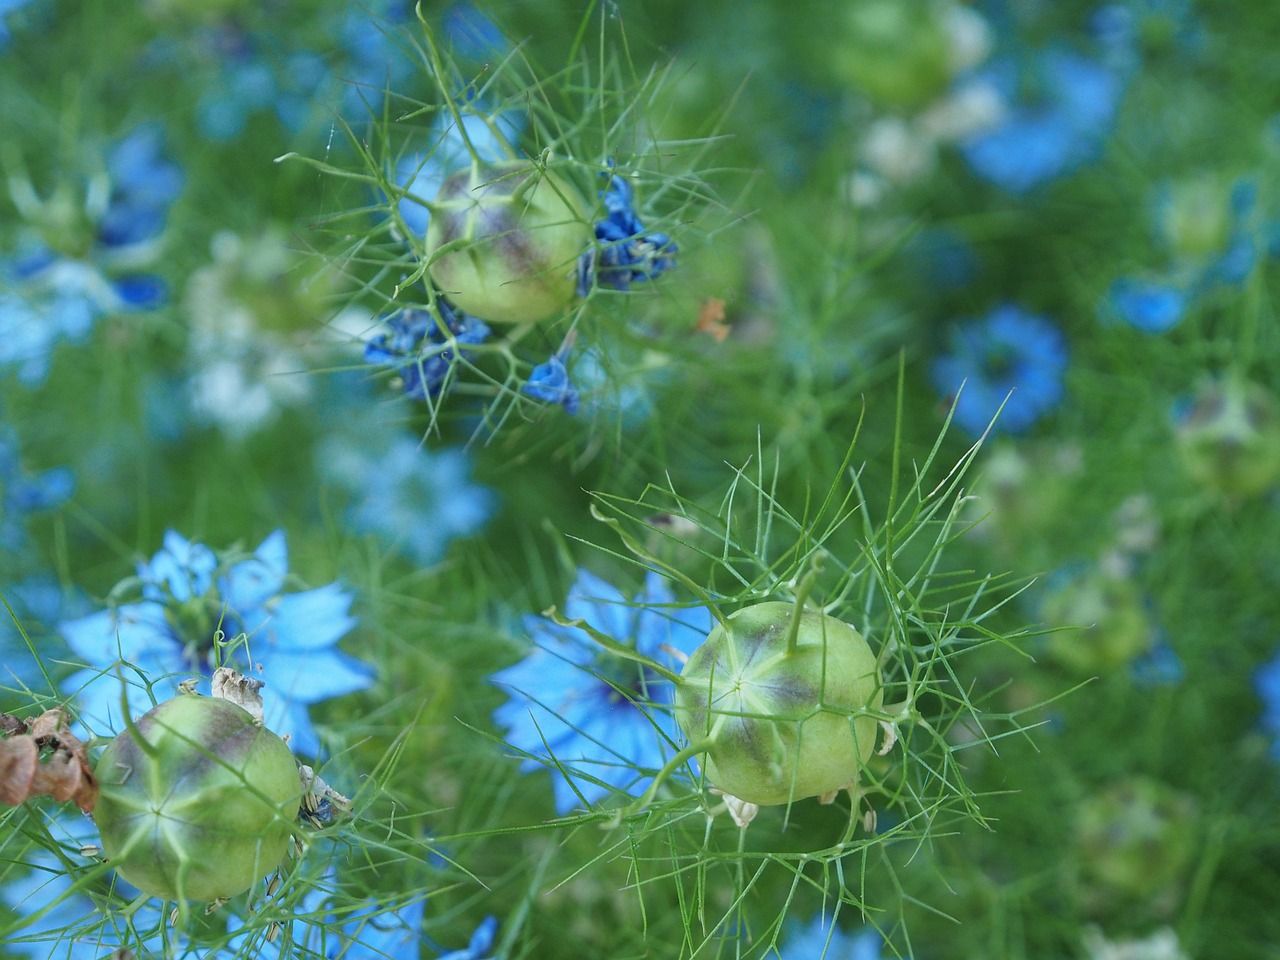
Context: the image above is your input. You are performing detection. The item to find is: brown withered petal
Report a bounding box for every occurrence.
[0,709,98,812]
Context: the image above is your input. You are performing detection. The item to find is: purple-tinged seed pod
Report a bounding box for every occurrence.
[675,601,882,807]
[92,694,301,902]
[425,160,590,324]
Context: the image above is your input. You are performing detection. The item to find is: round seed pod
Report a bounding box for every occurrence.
[675,602,882,806]
[425,161,590,324]
[92,695,301,902]
[1175,377,1280,498]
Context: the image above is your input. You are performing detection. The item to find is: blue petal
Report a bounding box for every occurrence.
[257,583,357,651]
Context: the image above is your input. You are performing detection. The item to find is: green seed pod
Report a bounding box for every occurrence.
[675,602,882,806]
[425,161,591,324]
[1042,569,1152,674]
[93,695,301,902]
[1175,377,1280,498]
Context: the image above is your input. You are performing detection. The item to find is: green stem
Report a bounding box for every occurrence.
[784,554,825,656]
[628,739,714,813]
[544,607,683,685]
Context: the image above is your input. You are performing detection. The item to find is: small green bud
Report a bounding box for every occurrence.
[92,695,301,902]
[1043,569,1152,674]
[425,161,591,324]
[675,602,882,806]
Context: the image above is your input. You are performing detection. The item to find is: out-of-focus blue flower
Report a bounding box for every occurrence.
[1131,638,1184,687]
[0,0,35,47]
[492,570,712,814]
[0,578,85,689]
[773,914,888,960]
[1256,652,1280,760]
[1106,278,1187,333]
[0,432,73,548]
[394,112,516,236]
[341,1,415,117]
[364,302,491,400]
[1093,0,1203,71]
[932,305,1068,436]
[580,171,678,293]
[0,126,180,383]
[960,49,1122,192]
[440,915,499,960]
[0,816,166,960]
[58,530,372,755]
[523,353,580,414]
[320,432,494,566]
[443,2,508,63]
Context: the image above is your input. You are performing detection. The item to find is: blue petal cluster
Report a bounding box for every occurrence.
[774,914,888,960]
[1256,652,1280,760]
[522,353,580,414]
[961,49,1122,193]
[492,570,711,814]
[364,303,492,400]
[58,530,372,755]
[580,172,678,293]
[320,432,494,566]
[0,126,181,384]
[197,38,330,141]
[931,305,1069,437]
[0,431,74,547]
[0,578,83,689]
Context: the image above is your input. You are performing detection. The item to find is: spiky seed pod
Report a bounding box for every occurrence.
[1175,377,1280,498]
[92,695,301,902]
[675,602,882,806]
[425,161,591,324]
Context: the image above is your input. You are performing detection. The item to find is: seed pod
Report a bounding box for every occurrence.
[92,695,301,902]
[425,161,590,325]
[675,602,882,806]
[1175,377,1280,498]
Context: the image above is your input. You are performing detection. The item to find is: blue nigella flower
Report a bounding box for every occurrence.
[58,530,372,756]
[960,48,1122,193]
[1106,278,1187,333]
[491,569,712,814]
[523,352,580,414]
[0,431,73,548]
[319,432,494,566]
[440,915,499,960]
[1,578,85,690]
[340,1,416,118]
[1256,652,1280,761]
[364,302,491,400]
[0,821,167,960]
[932,305,1068,437]
[0,125,181,383]
[1093,0,1203,72]
[1131,637,1184,687]
[443,2,509,63]
[580,171,678,293]
[0,0,35,47]
[774,915,888,960]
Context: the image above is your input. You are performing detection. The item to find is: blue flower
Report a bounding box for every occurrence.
[0,0,35,47]
[58,530,372,756]
[440,915,499,960]
[340,2,415,117]
[0,126,180,383]
[0,432,73,548]
[492,570,712,814]
[0,578,85,690]
[319,433,494,566]
[1256,652,1280,760]
[774,914,888,960]
[1106,278,1187,333]
[1131,638,1184,687]
[1093,0,1203,71]
[580,171,678,293]
[443,2,508,63]
[0,819,165,959]
[523,353,580,414]
[932,305,1068,437]
[960,49,1122,192]
[364,302,491,400]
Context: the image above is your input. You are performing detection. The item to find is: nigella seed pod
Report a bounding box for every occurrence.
[425,161,591,324]
[675,602,882,807]
[92,695,301,902]
[1175,377,1280,498]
